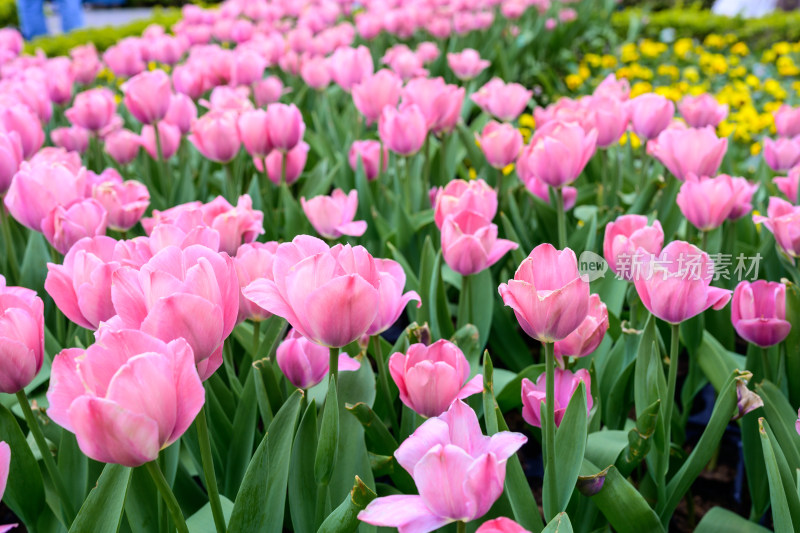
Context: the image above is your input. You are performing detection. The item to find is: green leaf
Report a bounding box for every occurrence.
[315,376,340,486]
[756,380,800,472]
[289,401,318,533]
[585,430,628,470]
[543,383,587,517]
[697,332,746,393]
[759,418,794,532]
[578,462,664,533]
[186,496,235,533]
[542,513,573,533]
[428,250,455,341]
[483,351,498,435]
[224,371,258,494]
[416,236,436,328]
[784,282,800,406]
[694,507,771,533]
[227,390,303,533]
[496,364,544,412]
[617,399,660,478]
[456,270,494,349]
[59,431,89,514]
[317,476,376,533]
[69,464,132,533]
[346,402,398,456]
[19,231,51,297]
[451,324,481,373]
[0,402,45,527]
[741,411,770,520]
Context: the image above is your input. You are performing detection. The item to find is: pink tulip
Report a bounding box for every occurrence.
[91,180,150,231]
[383,46,428,81]
[42,198,108,255]
[447,49,490,80]
[499,244,590,342]
[172,64,206,100]
[163,93,197,135]
[732,280,791,348]
[775,167,800,203]
[554,294,609,359]
[258,142,310,185]
[189,110,241,163]
[71,44,102,85]
[358,400,526,530]
[46,328,204,467]
[65,88,117,132]
[433,179,497,229]
[103,39,146,78]
[254,76,286,107]
[29,147,82,172]
[51,126,90,154]
[773,105,800,138]
[726,176,758,220]
[348,140,388,181]
[276,329,361,389]
[415,42,440,64]
[603,214,664,280]
[237,109,273,158]
[400,77,465,134]
[517,120,597,188]
[104,129,141,165]
[519,173,578,211]
[521,368,593,427]
[534,97,596,135]
[753,197,800,257]
[627,93,675,140]
[265,103,305,152]
[199,195,264,255]
[301,189,367,240]
[0,276,44,394]
[140,122,182,160]
[352,69,403,125]
[328,45,374,92]
[471,78,532,121]
[590,95,630,147]
[0,28,22,55]
[0,130,22,194]
[676,174,738,231]
[368,257,420,335]
[633,241,732,324]
[4,161,86,232]
[647,126,728,181]
[300,56,331,90]
[763,136,800,171]
[45,57,75,105]
[123,70,172,125]
[389,340,483,417]
[441,211,518,276]
[0,103,44,159]
[3,78,52,123]
[379,104,428,156]
[594,73,630,101]
[230,48,266,86]
[478,121,523,169]
[0,440,16,531]
[678,94,728,128]
[85,167,123,193]
[476,517,530,533]
[147,212,221,253]
[234,242,279,323]
[242,236,381,347]
[201,86,253,114]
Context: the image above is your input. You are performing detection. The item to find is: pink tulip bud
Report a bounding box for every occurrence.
[728,176,759,219]
[103,39,146,78]
[0,28,22,56]
[603,214,664,280]
[258,142,310,185]
[383,46,428,81]
[301,189,367,240]
[265,103,305,152]
[433,178,497,229]
[753,197,800,257]
[46,329,204,467]
[647,126,728,181]
[0,103,44,158]
[328,45,374,92]
[189,110,241,163]
[65,87,117,133]
[676,174,738,231]
[92,180,150,231]
[276,329,361,389]
[300,55,331,90]
[70,43,102,85]
[199,195,264,255]
[447,49,490,80]
[172,64,206,101]
[441,210,518,276]
[775,167,800,204]
[0,440,15,531]
[254,76,286,107]
[348,140,388,181]
[110,245,239,380]
[499,244,590,342]
[352,69,403,125]
[243,236,382,347]
[0,130,23,194]
[678,94,728,128]
[234,241,279,323]
[163,93,197,135]
[359,400,526,529]
[0,276,44,394]
[237,109,273,158]
[732,280,791,348]
[633,241,732,324]
[45,57,75,105]
[521,368,593,427]
[594,73,630,101]
[401,77,465,134]
[51,126,90,154]
[140,122,182,160]
[230,48,266,86]
[763,136,800,171]
[104,128,141,165]
[29,146,82,172]
[378,104,428,156]
[471,78,532,121]
[4,161,87,232]
[123,70,172,125]
[42,198,108,255]
[590,95,630,147]
[554,294,609,359]
[388,340,483,417]
[476,517,531,533]
[517,120,597,188]
[627,93,674,140]
[773,105,800,138]
[534,97,597,136]
[415,42,440,64]
[478,121,523,169]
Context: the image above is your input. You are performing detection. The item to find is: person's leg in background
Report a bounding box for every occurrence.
[15,0,48,40]
[55,0,84,33]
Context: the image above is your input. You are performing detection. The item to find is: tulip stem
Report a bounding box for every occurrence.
[372,335,395,424]
[195,404,227,533]
[329,347,339,387]
[153,121,171,204]
[280,151,287,187]
[554,187,567,249]
[145,460,190,533]
[457,521,466,533]
[761,347,772,383]
[543,341,557,520]
[662,322,681,503]
[496,168,504,205]
[15,389,76,524]
[0,205,19,283]
[422,135,431,195]
[252,321,261,359]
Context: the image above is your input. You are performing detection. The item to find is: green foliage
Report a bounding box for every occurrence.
[0,0,17,28]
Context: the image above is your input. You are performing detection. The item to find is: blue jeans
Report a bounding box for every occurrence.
[17,0,84,40]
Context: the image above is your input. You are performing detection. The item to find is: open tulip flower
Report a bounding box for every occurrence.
[521,367,593,428]
[301,189,368,240]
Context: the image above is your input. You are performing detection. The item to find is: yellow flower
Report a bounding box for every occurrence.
[683,67,700,83]
[639,39,667,58]
[578,65,591,80]
[793,81,800,96]
[584,54,602,68]
[601,55,618,68]
[630,81,652,98]
[762,50,777,63]
[729,65,746,78]
[764,78,788,100]
[703,34,726,49]
[731,42,749,56]
[468,167,477,180]
[777,56,800,77]
[566,74,583,90]
[502,164,515,176]
[764,101,783,114]
[674,38,693,59]
[773,42,791,55]
[147,61,158,71]
[654,85,682,101]
[519,114,535,129]
[750,142,761,156]
[621,43,639,63]
[620,132,641,149]
[717,120,735,138]
[657,64,680,80]
[745,75,761,89]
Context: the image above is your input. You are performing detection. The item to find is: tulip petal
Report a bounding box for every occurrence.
[336,220,368,237]
[357,495,450,533]
[46,348,86,432]
[303,274,379,347]
[394,417,450,474]
[457,374,484,400]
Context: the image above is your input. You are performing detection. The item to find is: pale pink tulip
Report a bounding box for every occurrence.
[732,281,791,348]
[728,177,759,219]
[352,69,403,125]
[328,45,374,92]
[678,94,728,128]
[773,105,800,138]
[301,189,367,240]
[441,211,518,276]
[123,70,172,125]
[4,161,86,232]
[104,129,141,165]
[603,214,664,280]
[648,126,728,181]
[763,136,800,171]
[265,103,305,152]
[92,180,150,231]
[259,142,310,185]
[554,294,609,359]
[0,103,44,158]
[348,140,388,181]
[478,121,523,169]
[199,195,264,255]
[0,276,44,394]
[276,329,361,389]
[676,174,738,231]
[476,517,530,533]
[447,49,490,80]
[140,122,182,160]
[753,197,800,257]
[517,120,597,188]
[521,368,593,427]
[234,241,279,323]
[378,104,428,156]
[0,130,23,194]
[433,179,497,229]
[66,87,117,132]
[401,77,465,134]
[51,126,90,154]
[42,198,108,255]
[368,258,420,335]
[189,110,241,163]
[163,93,197,135]
[471,78,531,121]
[627,93,674,140]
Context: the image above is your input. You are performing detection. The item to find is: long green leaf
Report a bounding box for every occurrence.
[759,418,794,532]
[315,377,339,486]
[0,403,45,527]
[69,464,132,533]
[186,496,235,533]
[694,507,771,533]
[289,401,318,533]
[542,513,573,533]
[224,371,258,494]
[316,476,376,533]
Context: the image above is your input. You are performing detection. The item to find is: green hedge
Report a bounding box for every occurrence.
[612,6,800,49]
[0,0,17,28]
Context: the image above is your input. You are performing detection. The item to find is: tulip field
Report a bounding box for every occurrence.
[2,0,800,532]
